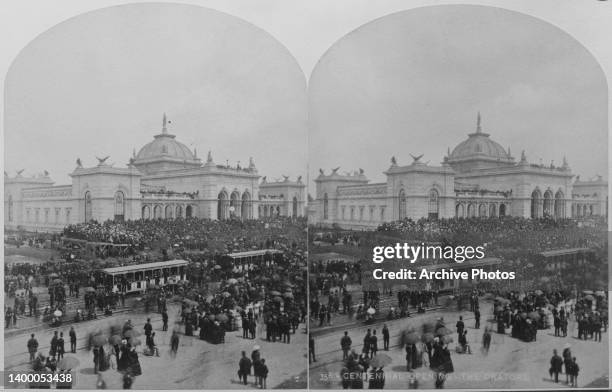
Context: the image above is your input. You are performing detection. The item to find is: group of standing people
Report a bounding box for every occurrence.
[238,348,269,389]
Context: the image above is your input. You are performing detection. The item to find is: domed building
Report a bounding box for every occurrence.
[4,115,306,232]
[132,114,202,175]
[311,114,607,229]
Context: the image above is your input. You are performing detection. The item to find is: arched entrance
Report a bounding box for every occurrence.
[467,203,475,217]
[114,191,125,222]
[217,191,228,220]
[489,204,497,217]
[176,205,183,218]
[455,203,464,218]
[428,189,439,219]
[165,205,174,219]
[84,191,92,222]
[142,205,151,220]
[554,191,564,219]
[531,189,542,218]
[323,193,329,220]
[543,190,553,217]
[153,205,162,219]
[241,192,251,219]
[230,191,240,218]
[398,189,407,219]
[499,204,506,217]
[478,203,487,217]
[292,196,298,217]
[186,205,193,218]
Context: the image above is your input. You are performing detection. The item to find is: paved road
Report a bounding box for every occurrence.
[4,303,308,390]
[309,300,609,390]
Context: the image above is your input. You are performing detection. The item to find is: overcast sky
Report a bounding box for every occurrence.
[4,3,307,183]
[1,1,610,189]
[309,5,608,184]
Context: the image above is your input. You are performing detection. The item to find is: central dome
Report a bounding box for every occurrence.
[136,134,195,161]
[447,114,514,172]
[132,115,202,175]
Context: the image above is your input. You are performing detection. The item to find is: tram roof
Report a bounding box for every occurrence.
[539,248,591,257]
[226,249,282,258]
[101,259,189,275]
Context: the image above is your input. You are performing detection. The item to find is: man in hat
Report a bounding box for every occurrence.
[341,331,352,360]
[549,349,563,383]
[27,333,39,362]
[238,351,252,385]
[144,318,153,338]
[382,324,390,351]
[69,327,77,353]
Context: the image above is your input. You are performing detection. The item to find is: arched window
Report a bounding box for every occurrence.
[165,205,174,219]
[242,192,251,220]
[217,192,228,220]
[531,190,542,219]
[398,189,407,219]
[359,206,364,221]
[350,206,355,221]
[554,190,564,219]
[230,192,240,218]
[499,204,506,217]
[114,191,125,221]
[467,203,475,218]
[154,205,162,219]
[489,204,497,217]
[176,205,183,218]
[478,203,487,217]
[292,196,298,218]
[142,205,151,220]
[341,206,346,220]
[428,189,439,219]
[323,193,329,220]
[456,203,464,218]
[543,190,553,217]
[84,191,92,222]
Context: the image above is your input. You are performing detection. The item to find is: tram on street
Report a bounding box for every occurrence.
[98,259,189,293]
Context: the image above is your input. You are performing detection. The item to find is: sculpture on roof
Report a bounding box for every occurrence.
[391,156,397,165]
[410,153,424,163]
[96,156,110,165]
[331,167,340,174]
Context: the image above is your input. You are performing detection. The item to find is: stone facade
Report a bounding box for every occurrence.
[4,116,306,233]
[310,117,607,229]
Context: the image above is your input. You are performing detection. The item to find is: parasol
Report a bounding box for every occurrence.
[269,290,281,296]
[216,314,229,323]
[282,292,294,299]
[214,265,222,270]
[53,310,63,317]
[527,311,541,321]
[534,290,543,295]
[435,327,452,336]
[369,353,392,368]
[129,337,141,346]
[272,296,283,303]
[91,335,108,347]
[221,292,231,298]
[52,279,63,285]
[57,356,80,370]
[109,335,123,345]
[595,290,606,297]
[253,345,261,351]
[85,287,96,293]
[421,332,435,343]
[49,273,59,278]
[582,290,594,295]
[441,335,453,344]
[404,331,420,345]
[123,329,141,339]
[584,295,595,302]
[227,278,238,285]
[366,307,376,315]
